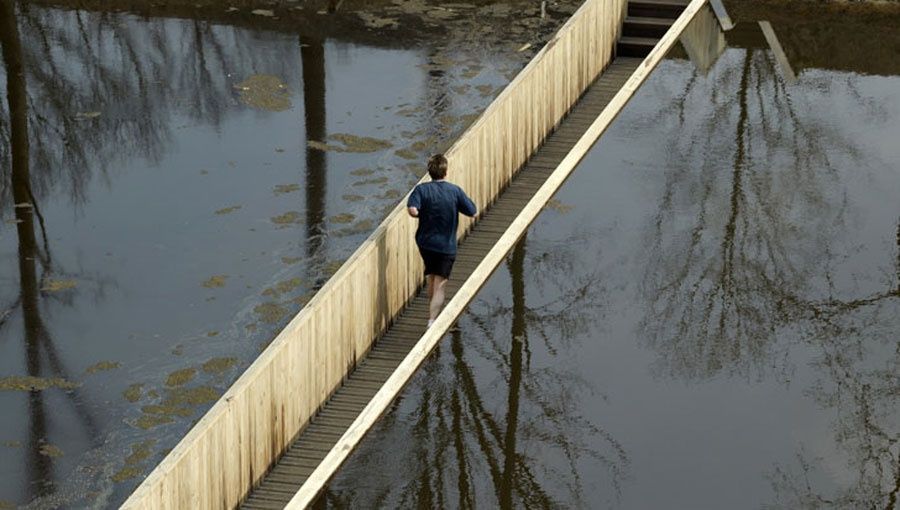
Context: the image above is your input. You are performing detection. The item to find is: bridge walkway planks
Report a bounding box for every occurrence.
[241,56,643,510]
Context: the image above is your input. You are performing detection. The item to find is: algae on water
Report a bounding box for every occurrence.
[330,133,393,152]
[329,213,356,224]
[85,361,120,374]
[271,211,303,226]
[39,443,64,457]
[165,368,197,387]
[274,184,300,195]
[41,279,77,292]
[234,74,291,112]
[123,384,143,402]
[202,357,238,375]
[0,376,80,391]
[202,275,228,288]
[215,205,242,215]
[262,277,303,297]
[254,302,289,324]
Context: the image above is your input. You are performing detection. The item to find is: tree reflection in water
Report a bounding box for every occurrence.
[324,234,627,508]
[637,21,899,508]
[0,2,297,505]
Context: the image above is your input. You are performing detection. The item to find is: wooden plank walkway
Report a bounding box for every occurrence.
[240,57,642,510]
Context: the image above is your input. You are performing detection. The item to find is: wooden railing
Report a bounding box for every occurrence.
[121,0,627,507]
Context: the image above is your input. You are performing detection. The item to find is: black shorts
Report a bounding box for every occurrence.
[419,247,455,278]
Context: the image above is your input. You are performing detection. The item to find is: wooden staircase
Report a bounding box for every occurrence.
[618,0,690,57]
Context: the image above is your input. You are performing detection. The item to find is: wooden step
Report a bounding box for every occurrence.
[627,0,688,19]
[623,15,674,39]
[617,36,658,58]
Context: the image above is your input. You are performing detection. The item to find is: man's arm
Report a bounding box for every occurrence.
[407,186,421,218]
[457,188,477,217]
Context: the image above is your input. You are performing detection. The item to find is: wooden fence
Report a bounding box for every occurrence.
[121,0,627,507]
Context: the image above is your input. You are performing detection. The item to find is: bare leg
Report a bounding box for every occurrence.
[428,275,447,321]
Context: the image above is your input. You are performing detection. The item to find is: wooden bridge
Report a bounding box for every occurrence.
[122,0,721,508]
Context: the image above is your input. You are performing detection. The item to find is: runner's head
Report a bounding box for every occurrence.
[427,154,448,180]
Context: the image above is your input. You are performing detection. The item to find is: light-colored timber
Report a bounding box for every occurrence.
[244,60,642,510]
[121,0,631,508]
[280,1,707,506]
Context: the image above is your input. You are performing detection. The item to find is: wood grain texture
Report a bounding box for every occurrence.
[284,0,708,507]
[121,0,645,508]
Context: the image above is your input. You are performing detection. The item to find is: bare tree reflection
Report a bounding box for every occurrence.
[1,1,101,502]
[0,3,295,209]
[637,24,899,508]
[324,234,626,508]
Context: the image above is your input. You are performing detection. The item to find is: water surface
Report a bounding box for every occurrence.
[0,1,576,506]
[325,6,900,509]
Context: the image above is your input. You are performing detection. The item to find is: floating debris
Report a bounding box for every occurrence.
[141,404,192,417]
[39,443,64,458]
[165,368,197,387]
[0,376,80,392]
[329,213,356,224]
[342,194,364,203]
[271,211,303,225]
[281,256,302,265]
[75,111,102,120]
[334,219,375,238]
[254,302,289,324]
[215,205,241,215]
[378,189,402,200]
[201,275,228,288]
[517,43,532,52]
[251,9,275,16]
[166,386,218,406]
[85,361,120,374]
[327,133,393,153]
[124,440,155,466]
[41,279,77,292]
[350,168,375,176]
[202,357,238,375]
[353,176,389,187]
[274,184,300,195]
[134,414,174,430]
[357,12,399,29]
[2,440,21,448]
[476,84,495,97]
[207,331,219,337]
[234,74,291,112]
[395,149,417,160]
[262,277,304,297]
[545,199,574,213]
[123,384,143,403]
[112,466,143,483]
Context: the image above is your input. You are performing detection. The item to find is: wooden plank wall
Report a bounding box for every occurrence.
[286,0,709,506]
[120,0,626,508]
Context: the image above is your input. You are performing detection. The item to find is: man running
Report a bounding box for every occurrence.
[407,154,477,327]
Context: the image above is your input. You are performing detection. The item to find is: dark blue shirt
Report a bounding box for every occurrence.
[407,180,477,255]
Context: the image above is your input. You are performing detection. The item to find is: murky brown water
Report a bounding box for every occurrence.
[324,5,900,509]
[0,0,578,507]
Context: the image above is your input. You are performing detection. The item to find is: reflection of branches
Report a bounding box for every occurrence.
[326,234,627,508]
[637,30,899,507]
[638,46,877,382]
[0,3,296,209]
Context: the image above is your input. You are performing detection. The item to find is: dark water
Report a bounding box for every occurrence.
[0,1,575,507]
[325,6,900,510]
